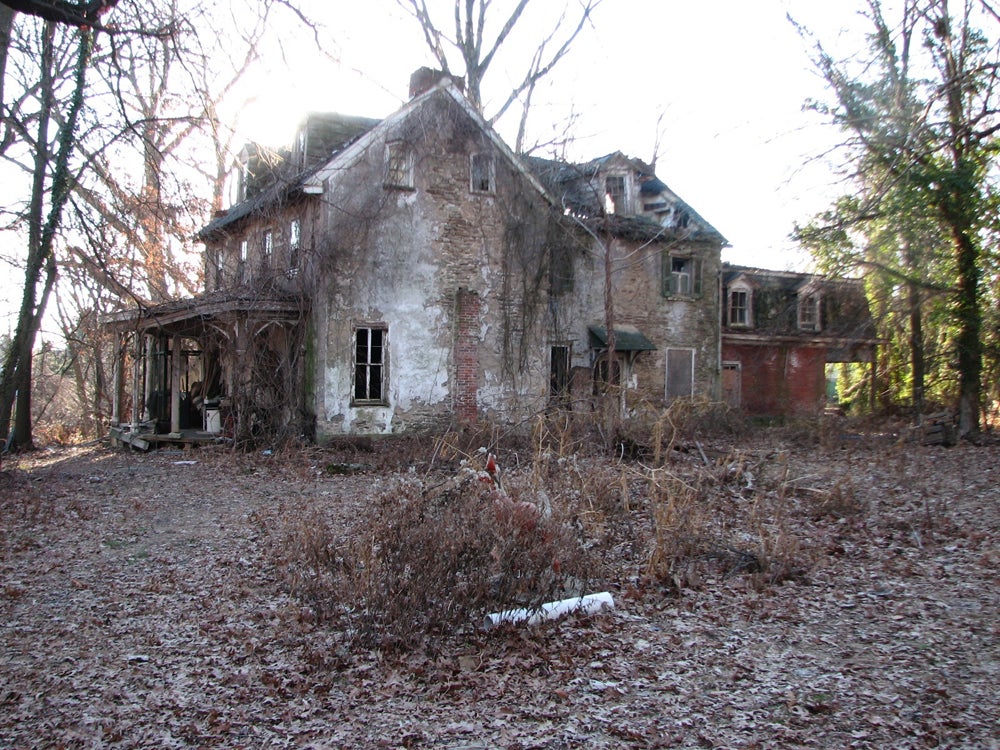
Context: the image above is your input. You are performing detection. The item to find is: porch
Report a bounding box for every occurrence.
[104,290,307,450]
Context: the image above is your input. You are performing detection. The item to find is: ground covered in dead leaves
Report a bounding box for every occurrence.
[1,430,997,749]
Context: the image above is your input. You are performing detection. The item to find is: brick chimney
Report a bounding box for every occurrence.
[409,67,465,98]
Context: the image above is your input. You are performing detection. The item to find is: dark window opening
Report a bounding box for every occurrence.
[550,346,571,405]
[470,153,495,193]
[354,326,385,402]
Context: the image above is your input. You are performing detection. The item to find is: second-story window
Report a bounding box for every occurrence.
[470,153,495,193]
[263,230,273,267]
[728,288,751,326]
[238,239,248,284]
[799,293,821,331]
[664,254,702,297]
[289,219,301,271]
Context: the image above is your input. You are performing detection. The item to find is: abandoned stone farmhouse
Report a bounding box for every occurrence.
[106,69,876,446]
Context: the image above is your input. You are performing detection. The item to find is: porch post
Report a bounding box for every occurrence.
[111,333,122,426]
[131,332,142,431]
[143,336,155,421]
[170,333,182,434]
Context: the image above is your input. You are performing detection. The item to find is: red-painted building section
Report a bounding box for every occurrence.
[722,342,827,416]
[720,265,879,417]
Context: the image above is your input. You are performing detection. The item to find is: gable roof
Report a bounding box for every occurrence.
[299,80,554,202]
[198,80,556,241]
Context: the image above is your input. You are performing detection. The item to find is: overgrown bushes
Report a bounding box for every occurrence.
[269,407,848,649]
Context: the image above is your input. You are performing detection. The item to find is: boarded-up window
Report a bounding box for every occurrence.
[354,326,386,402]
[665,348,694,400]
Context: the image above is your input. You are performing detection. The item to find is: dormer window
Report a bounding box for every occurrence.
[798,292,821,331]
[728,288,751,327]
[605,174,627,215]
[385,141,413,189]
[470,153,495,193]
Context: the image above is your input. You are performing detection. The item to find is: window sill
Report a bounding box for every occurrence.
[350,399,389,408]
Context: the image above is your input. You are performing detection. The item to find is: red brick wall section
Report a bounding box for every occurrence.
[723,342,827,416]
[455,288,481,425]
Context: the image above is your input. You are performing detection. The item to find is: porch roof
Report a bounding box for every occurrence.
[104,290,305,336]
[588,324,656,352]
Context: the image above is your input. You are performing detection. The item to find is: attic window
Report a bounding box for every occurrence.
[728,288,752,327]
[605,175,627,214]
[664,254,703,297]
[385,142,413,189]
[799,293,821,331]
[470,153,495,193]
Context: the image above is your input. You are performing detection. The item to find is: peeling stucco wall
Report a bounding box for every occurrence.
[306,93,555,439]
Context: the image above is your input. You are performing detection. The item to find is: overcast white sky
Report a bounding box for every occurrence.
[232,0,866,271]
[1,0,867,335]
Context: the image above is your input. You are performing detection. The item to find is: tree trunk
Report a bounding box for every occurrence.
[0,24,92,447]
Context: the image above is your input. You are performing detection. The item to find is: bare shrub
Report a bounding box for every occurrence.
[277,458,598,650]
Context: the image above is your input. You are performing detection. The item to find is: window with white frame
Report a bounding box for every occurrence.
[385,141,413,189]
[353,325,387,403]
[798,292,821,331]
[470,153,495,193]
[664,255,703,297]
[665,348,695,400]
[728,287,751,327]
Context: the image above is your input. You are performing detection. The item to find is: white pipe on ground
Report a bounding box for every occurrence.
[483,592,614,629]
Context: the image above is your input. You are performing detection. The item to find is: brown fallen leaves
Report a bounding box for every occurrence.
[0,430,997,748]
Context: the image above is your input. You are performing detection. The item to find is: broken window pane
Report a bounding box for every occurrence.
[666,255,702,297]
[354,326,386,402]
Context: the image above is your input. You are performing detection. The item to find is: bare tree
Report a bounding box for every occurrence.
[398,0,600,141]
